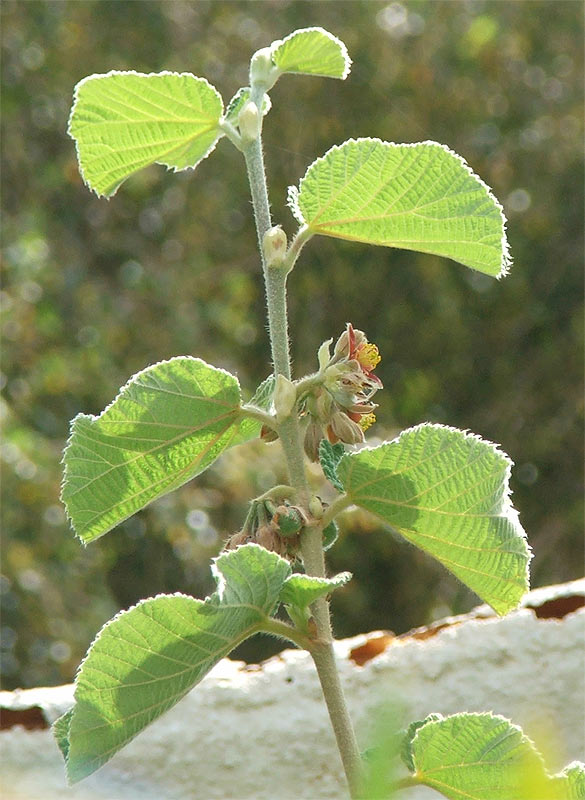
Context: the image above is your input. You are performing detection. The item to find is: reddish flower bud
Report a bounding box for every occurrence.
[329,411,365,445]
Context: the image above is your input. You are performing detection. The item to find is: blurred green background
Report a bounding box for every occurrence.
[1,0,583,690]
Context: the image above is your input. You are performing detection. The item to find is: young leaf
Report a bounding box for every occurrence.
[61,357,252,544]
[69,71,223,197]
[225,87,272,123]
[248,373,276,411]
[404,712,564,800]
[290,138,510,277]
[319,439,346,492]
[57,544,292,783]
[271,27,351,80]
[235,373,276,443]
[322,520,339,551]
[336,424,530,615]
[279,571,351,609]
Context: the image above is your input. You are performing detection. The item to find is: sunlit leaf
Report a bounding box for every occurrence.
[271,27,351,79]
[337,424,530,614]
[69,71,223,197]
[279,570,351,609]
[225,86,271,123]
[235,373,276,444]
[57,544,292,783]
[53,709,73,761]
[62,357,250,543]
[553,762,585,800]
[290,138,510,276]
[404,713,564,800]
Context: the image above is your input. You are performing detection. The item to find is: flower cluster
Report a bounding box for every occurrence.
[302,323,382,460]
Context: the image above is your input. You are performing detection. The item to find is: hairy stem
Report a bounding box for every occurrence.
[261,617,314,651]
[321,494,353,529]
[242,118,363,797]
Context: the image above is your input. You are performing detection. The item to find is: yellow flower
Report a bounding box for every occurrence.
[355,342,381,373]
[358,412,376,431]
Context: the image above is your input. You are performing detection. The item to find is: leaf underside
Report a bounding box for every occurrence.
[406,713,582,800]
[61,357,252,544]
[279,571,351,609]
[58,544,292,783]
[271,27,351,79]
[319,439,346,492]
[337,424,530,615]
[291,138,510,276]
[68,71,223,197]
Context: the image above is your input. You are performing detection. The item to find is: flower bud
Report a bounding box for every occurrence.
[308,495,324,520]
[273,505,305,537]
[315,389,333,423]
[304,420,323,461]
[255,524,286,556]
[238,101,259,142]
[274,374,296,422]
[249,47,275,87]
[317,338,333,370]
[333,328,350,359]
[333,323,367,359]
[329,411,365,445]
[224,530,253,550]
[263,225,287,267]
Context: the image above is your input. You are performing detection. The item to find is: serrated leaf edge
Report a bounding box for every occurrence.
[339,421,532,608]
[68,70,224,198]
[63,543,287,781]
[62,589,200,780]
[409,711,550,779]
[288,137,511,278]
[271,26,352,80]
[60,356,243,543]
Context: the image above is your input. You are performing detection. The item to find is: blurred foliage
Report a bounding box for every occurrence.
[1,0,583,689]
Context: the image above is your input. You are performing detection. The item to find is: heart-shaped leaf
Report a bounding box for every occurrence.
[337,424,530,614]
[290,138,510,276]
[62,357,251,543]
[69,71,223,197]
[56,544,292,783]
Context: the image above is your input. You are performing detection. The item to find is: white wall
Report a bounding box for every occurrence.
[1,579,583,800]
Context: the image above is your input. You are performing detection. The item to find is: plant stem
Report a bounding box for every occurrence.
[321,494,353,530]
[242,116,363,797]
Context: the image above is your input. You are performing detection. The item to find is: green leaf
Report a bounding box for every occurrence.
[61,357,251,544]
[225,87,271,124]
[68,71,223,197]
[319,439,346,492]
[553,763,585,800]
[235,374,276,444]
[322,520,339,551]
[58,544,292,783]
[290,138,510,277]
[405,713,563,800]
[400,714,443,772]
[248,374,276,411]
[271,27,351,80]
[53,709,74,761]
[337,424,530,615]
[279,571,351,609]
